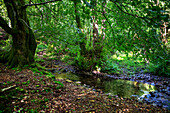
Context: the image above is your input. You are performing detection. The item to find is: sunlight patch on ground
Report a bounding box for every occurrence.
[111,51,144,63]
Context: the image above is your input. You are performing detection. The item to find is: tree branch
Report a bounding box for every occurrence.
[30,0,44,20]
[39,0,57,19]
[111,0,145,19]
[23,0,62,8]
[102,9,114,34]
[110,0,156,24]
[0,16,14,34]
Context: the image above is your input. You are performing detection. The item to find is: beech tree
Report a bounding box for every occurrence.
[0,0,61,68]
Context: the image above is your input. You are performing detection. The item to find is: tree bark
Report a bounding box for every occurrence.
[74,1,86,56]
[91,0,106,71]
[0,0,37,68]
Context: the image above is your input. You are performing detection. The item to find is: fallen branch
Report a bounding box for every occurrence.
[84,109,96,112]
[1,85,17,93]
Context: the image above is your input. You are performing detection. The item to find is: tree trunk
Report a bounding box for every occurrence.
[74,1,86,56]
[91,0,106,71]
[0,0,37,68]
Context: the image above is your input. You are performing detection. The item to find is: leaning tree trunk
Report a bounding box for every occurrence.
[0,0,37,68]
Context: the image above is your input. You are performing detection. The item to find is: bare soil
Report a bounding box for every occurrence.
[0,63,169,113]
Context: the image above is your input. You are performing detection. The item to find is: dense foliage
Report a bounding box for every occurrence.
[0,0,169,76]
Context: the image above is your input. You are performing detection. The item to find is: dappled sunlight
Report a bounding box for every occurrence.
[111,51,142,62]
[139,83,156,92]
[0,0,169,112]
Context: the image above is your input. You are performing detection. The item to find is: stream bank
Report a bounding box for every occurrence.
[0,62,169,112]
[47,60,170,110]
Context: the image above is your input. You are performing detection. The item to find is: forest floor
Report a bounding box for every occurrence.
[0,61,169,113]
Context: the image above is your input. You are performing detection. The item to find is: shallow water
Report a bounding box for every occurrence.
[55,72,156,98]
[54,72,170,109]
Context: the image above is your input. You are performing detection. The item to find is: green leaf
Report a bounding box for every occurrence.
[54,81,64,87]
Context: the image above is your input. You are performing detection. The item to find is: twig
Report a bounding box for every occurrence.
[83,109,96,112]
[110,0,157,24]
[39,0,57,19]
[1,85,17,93]
[23,0,62,8]
[30,0,44,20]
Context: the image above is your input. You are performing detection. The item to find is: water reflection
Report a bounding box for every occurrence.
[55,73,156,98]
[103,80,155,98]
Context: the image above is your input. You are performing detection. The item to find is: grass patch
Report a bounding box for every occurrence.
[101,52,148,76]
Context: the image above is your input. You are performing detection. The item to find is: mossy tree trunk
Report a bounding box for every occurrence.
[0,0,37,68]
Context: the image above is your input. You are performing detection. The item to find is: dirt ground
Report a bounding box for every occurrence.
[0,63,169,113]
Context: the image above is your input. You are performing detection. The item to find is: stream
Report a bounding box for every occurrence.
[53,72,170,110]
